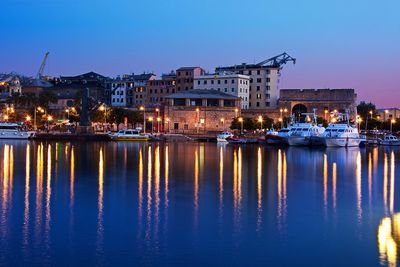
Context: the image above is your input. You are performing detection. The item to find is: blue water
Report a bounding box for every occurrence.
[0,141,399,266]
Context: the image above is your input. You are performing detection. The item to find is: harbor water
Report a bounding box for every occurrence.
[0,140,399,266]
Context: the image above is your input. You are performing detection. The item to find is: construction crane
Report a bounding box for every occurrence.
[36,52,49,79]
[257,52,296,69]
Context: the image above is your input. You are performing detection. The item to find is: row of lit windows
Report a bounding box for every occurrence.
[197,79,249,85]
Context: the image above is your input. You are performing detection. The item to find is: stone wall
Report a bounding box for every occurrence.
[164,106,238,134]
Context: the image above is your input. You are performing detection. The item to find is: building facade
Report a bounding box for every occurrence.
[279,89,358,119]
[193,73,250,109]
[377,108,400,121]
[165,89,240,133]
[0,75,22,99]
[176,67,205,91]
[216,64,279,109]
[146,74,176,106]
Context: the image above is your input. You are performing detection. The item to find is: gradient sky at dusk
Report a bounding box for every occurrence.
[1,0,399,107]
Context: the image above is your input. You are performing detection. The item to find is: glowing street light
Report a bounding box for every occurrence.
[26,115,31,122]
[234,108,239,118]
[140,106,146,133]
[98,105,107,132]
[238,117,244,134]
[157,117,161,133]
[220,118,225,130]
[165,117,170,133]
[148,117,154,134]
[196,108,200,134]
[47,115,53,122]
[155,108,160,132]
[258,115,263,130]
[4,115,9,121]
[391,119,396,133]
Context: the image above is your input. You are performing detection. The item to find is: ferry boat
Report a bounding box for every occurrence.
[378,134,400,146]
[109,129,150,141]
[217,131,234,143]
[321,114,364,147]
[287,111,325,146]
[0,122,34,139]
[262,127,290,145]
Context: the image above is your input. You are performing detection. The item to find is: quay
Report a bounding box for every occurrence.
[33,133,111,141]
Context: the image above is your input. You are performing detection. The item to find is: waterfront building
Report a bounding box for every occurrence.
[377,108,400,121]
[193,73,250,109]
[109,80,134,107]
[146,73,177,106]
[176,67,205,91]
[216,64,279,109]
[0,75,22,100]
[278,88,358,119]
[53,72,109,103]
[164,89,240,133]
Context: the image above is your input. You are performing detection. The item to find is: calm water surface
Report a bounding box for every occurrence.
[0,141,399,266]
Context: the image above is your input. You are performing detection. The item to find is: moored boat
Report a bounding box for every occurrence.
[378,134,400,146]
[321,122,364,147]
[217,131,234,143]
[110,129,150,141]
[0,122,34,139]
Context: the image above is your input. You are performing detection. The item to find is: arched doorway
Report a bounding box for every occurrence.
[292,104,307,121]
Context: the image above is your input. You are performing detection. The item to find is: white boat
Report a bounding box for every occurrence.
[0,123,34,139]
[264,127,290,145]
[217,131,234,142]
[321,123,364,147]
[287,123,325,146]
[378,134,400,146]
[110,129,150,141]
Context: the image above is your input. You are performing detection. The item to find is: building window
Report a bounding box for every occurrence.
[203,80,207,85]
[256,102,260,107]
[257,70,260,75]
[256,94,261,99]
[211,80,214,85]
[267,78,270,82]
[200,118,205,124]
[265,102,270,107]
[266,86,270,91]
[266,94,270,99]
[224,88,227,92]
[248,70,252,75]
[240,80,242,84]
[257,86,260,91]
[231,79,235,84]
[218,80,221,84]
[197,81,200,85]
[224,80,227,84]
[257,78,262,83]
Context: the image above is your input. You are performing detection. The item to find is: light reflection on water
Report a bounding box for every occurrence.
[0,141,399,266]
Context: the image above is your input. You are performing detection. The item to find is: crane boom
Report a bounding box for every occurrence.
[36,52,49,79]
[257,52,296,69]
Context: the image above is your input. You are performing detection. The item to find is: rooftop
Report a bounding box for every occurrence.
[166,89,239,100]
[176,67,202,71]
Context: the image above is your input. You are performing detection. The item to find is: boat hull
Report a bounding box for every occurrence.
[0,131,33,139]
[288,136,311,146]
[110,136,150,141]
[379,141,400,146]
[323,137,363,147]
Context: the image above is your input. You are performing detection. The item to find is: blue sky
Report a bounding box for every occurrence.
[1,0,399,107]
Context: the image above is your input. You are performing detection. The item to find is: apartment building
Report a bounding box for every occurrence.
[176,67,205,91]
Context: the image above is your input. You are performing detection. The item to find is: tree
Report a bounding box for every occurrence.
[38,91,57,109]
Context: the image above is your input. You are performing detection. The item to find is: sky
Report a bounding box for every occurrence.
[1,0,399,107]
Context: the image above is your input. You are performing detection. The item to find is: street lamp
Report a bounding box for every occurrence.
[196,108,200,134]
[324,109,328,121]
[278,117,283,128]
[258,115,263,131]
[140,106,146,133]
[165,117,170,133]
[234,108,239,118]
[26,115,31,122]
[385,109,389,121]
[148,117,154,134]
[65,108,70,120]
[4,115,9,121]
[99,105,107,132]
[220,118,225,130]
[238,117,243,134]
[391,119,396,133]
[155,108,160,132]
[157,117,161,133]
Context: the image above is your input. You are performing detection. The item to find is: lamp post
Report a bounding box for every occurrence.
[155,108,160,132]
[365,110,373,132]
[140,106,146,133]
[148,117,153,134]
[65,108,70,121]
[157,117,161,133]
[391,119,395,133]
[196,108,200,134]
[238,117,243,134]
[258,115,263,131]
[324,109,328,121]
[165,117,170,133]
[278,117,283,129]
[220,118,225,130]
[385,109,389,122]
[234,108,239,118]
[99,105,107,132]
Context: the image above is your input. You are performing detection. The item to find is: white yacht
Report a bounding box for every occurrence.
[110,129,150,141]
[287,111,325,146]
[265,127,290,145]
[217,131,234,142]
[0,123,34,139]
[321,120,364,147]
[379,134,400,146]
